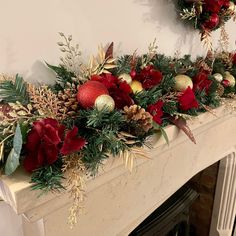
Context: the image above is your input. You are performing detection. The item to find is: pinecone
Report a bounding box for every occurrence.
[216,84,225,97]
[123,105,153,133]
[57,83,79,118]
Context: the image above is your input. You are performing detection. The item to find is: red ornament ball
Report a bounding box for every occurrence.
[204,13,220,29]
[77,81,109,109]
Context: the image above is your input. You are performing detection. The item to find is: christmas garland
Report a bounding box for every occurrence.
[1,33,236,226]
[178,0,236,49]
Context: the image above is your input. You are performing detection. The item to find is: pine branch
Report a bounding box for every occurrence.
[0,74,29,105]
[46,63,77,91]
[115,55,132,75]
[31,160,65,194]
[133,86,162,109]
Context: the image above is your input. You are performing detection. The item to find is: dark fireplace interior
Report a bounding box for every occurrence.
[129,162,219,236]
[129,185,199,236]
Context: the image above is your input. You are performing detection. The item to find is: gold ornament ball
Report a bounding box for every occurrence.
[94,94,115,111]
[224,72,236,87]
[229,2,235,12]
[130,80,143,93]
[118,73,132,84]
[174,74,193,92]
[213,73,223,82]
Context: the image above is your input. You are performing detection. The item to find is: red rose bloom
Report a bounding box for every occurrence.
[24,118,86,172]
[147,100,164,125]
[193,71,212,94]
[23,118,65,172]
[135,65,163,89]
[178,87,199,111]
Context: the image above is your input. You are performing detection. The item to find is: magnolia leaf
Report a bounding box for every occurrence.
[153,122,169,145]
[169,116,196,144]
[5,124,23,175]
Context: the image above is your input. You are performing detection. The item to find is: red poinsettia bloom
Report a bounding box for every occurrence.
[193,71,212,94]
[135,65,163,89]
[147,100,164,125]
[178,87,199,111]
[24,118,86,172]
[60,126,86,155]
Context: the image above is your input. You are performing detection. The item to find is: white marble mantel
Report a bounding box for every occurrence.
[0,102,236,236]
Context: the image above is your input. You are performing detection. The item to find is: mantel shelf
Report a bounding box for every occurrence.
[1,102,236,236]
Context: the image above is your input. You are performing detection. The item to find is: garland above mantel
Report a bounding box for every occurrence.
[0,33,236,226]
[178,0,236,50]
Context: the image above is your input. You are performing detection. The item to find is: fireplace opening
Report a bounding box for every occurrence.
[129,162,220,236]
[129,185,199,236]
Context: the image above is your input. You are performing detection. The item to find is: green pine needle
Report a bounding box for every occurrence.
[0,74,29,105]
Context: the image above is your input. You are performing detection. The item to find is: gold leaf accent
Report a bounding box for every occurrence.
[201,30,213,52]
[120,147,149,172]
[0,142,4,162]
[62,154,86,228]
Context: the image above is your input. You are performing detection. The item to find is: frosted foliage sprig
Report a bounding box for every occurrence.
[58,33,82,77]
[180,7,197,20]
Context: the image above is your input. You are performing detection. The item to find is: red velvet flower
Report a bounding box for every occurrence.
[109,87,133,109]
[204,0,227,13]
[60,126,86,155]
[193,71,212,94]
[147,100,164,125]
[91,73,133,109]
[178,87,199,111]
[91,74,118,89]
[135,65,163,89]
[24,118,86,172]
[23,118,65,172]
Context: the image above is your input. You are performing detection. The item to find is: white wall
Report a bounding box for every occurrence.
[0,1,235,236]
[0,0,235,84]
[0,202,23,236]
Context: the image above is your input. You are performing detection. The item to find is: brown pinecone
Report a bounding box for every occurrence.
[57,83,79,117]
[216,84,225,97]
[123,105,153,133]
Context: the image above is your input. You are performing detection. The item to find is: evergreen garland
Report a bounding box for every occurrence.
[0,74,29,105]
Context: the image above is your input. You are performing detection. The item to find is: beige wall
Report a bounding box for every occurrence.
[0,0,235,83]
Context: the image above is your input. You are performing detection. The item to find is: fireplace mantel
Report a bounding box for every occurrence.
[0,102,236,236]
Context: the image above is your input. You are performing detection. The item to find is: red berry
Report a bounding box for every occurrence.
[130,70,136,78]
[77,81,109,108]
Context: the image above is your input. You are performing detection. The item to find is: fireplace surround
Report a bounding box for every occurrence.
[0,102,236,236]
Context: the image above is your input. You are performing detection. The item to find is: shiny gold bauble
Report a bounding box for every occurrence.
[94,94,115,111]
[174,74,193,92]
[213,73,223,82]
[118,73,132,85]
[224,71,236,87]
[130,80,143,93]
[229,2,235,12]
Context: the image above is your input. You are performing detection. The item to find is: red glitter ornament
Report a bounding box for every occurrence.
[77,81,109,109]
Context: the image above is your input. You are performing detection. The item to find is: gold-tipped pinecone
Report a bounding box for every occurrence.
[123,105,153,133]
[216,83,225,97]
[57,83,79,118]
